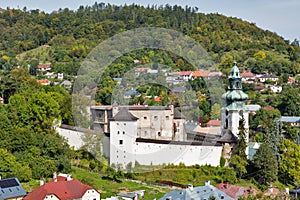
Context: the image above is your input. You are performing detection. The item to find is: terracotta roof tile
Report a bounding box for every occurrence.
[24,176,98,200]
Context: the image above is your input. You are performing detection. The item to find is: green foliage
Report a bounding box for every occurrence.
[230,117,248,179]
[252,143,278,185]
[219,157,226,168]
[0,68,72,180]
[279,138,300,185]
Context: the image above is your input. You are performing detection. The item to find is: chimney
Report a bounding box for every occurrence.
[53,172,57,182]
[205,180,210,186]
[67,174,72,181]
[285,188,289,194]
[40,177,45,186]
[268,186,273,195]
[188,184,194,192]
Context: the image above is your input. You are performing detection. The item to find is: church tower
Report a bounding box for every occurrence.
[221,61,249,141]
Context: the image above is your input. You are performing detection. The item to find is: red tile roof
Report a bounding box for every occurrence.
[206,120,221,127]
[216,183,257,199]
[24,176,98,200]
[241,71,254,78]
[37,79,49,84]
[179,71,193,76]
[37,65,51,69]
[193,70,210,77]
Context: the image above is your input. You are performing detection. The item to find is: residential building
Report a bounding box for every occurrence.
[160,181,234,200]
[241,71,256,83]
[0,178,27,200]
[280,116,300,127]
[37,64,51,71]
[258,74,278,83]
[269,84,282,93]
[206,120,221,127]
[60,80,72,89]
[24,173,100,200]
[246,105,261,114]
[57,73,63,80]
[216,182,257,199]
[37,79,50,86]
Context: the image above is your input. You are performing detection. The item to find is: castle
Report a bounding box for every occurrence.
[89,62,249,168]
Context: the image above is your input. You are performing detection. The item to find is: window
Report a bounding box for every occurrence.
[119,140,123,145]
[144,116,147,120]
[154,116,158,120]
[123,131,125,135]
[158,132,161,136]
[117,123,119,125]
[124,123,126,125]
[221,196,224,199]
[117,131,120,134]
[166,116,169,120]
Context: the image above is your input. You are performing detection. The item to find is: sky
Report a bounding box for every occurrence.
[0,0,299,41]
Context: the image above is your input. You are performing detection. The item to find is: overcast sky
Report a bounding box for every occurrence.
[0,0,299,41]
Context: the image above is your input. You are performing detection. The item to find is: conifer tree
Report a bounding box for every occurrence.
[230,117,248,179]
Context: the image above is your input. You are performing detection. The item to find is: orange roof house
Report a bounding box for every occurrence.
[24,173,100,200]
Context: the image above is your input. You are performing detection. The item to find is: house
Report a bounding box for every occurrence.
[160,181,234,200]
[45,72,56,79]
[280,116,300,127]
[246,105,261,114]
[258,74,278,83]
[289,186,300,198]
[60,80,72,89]
[192,70,210,79]
[24,173,100,200]
[124,90,141,99]
[241,71,256,83]
[179,71,193,81]
[37,79,50,86]
[206,120,221,127]
[216,182,257,199]
[37,64,51,71]
[134,68,150,76]
[0,178,27,200]
[269,85,282,93]
[117,190,144,200]
[262,185,288,199]
[57,73,63,80]
[288,77,296,84]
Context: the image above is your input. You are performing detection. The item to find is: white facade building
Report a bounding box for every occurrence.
[109,108,222,168]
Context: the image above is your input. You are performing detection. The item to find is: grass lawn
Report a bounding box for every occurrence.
[71,167,170,199]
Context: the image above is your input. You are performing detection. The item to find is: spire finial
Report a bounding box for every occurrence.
[233,55,237,65]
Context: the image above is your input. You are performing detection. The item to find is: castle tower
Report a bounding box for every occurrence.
[221,61,249,141]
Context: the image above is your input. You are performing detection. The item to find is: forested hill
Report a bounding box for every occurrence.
[0,3,300,75]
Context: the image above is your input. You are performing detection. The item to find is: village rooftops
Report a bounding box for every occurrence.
[160,182,234,200]
[24,174,100,200]
[0,178,27,200]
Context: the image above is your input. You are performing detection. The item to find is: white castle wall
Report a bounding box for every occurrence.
[111,142,222,168]
[56,127,85,150]
[109,118,222,168]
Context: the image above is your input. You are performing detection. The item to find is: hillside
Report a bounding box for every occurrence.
[0,3,299,76]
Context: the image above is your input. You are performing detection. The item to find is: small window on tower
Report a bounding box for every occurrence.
[119,140,123,145]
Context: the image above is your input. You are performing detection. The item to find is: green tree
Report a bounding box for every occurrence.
[279,138,300,185]
[230,117,248,179]
[253,143,278,185]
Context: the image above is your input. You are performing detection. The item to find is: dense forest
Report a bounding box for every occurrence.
[0,3,300,193]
